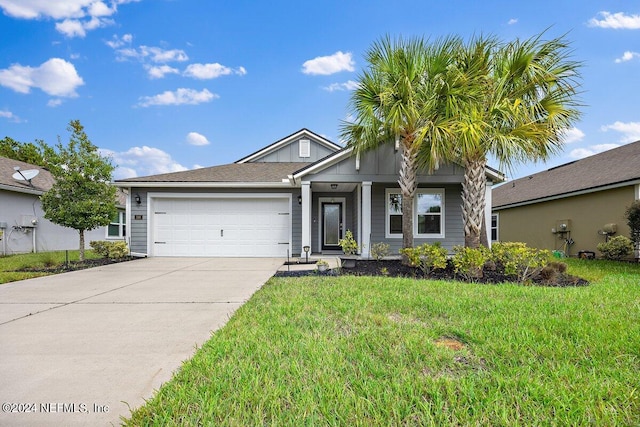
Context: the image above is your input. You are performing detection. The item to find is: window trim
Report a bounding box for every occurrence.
[106,210,126,240]
[385,188,445,239]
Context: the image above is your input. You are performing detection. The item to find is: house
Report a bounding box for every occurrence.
[492,140,640,257]
[0,156,126,255]
[115,129,504,258]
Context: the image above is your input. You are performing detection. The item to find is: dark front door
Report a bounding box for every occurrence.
[322,202,342,250]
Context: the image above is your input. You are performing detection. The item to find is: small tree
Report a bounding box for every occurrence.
[40,120,117,261]
[626,200,640,257]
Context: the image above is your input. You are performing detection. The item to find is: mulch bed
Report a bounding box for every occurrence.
[16,256,138,274]
[275,259,589,287]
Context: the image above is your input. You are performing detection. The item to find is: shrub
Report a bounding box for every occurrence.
[370,242,390,261]
[452,246,489,281]
[90,240,129,259]
[491,242,551,283]
[626,200,640,249]
[597,236,633,260]
[399,243,448,275]
[338,230,359,255]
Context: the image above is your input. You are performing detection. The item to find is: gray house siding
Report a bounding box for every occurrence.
[128,187,301,256]
[369,183,465,254]
[251,136,335,163]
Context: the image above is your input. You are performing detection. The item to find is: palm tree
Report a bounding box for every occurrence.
[451,33,582,248]
[341,35,468,258]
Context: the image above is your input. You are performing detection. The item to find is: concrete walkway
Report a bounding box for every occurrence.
[0,257,282,426]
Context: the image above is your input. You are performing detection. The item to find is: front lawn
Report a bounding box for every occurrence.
[125,259,640,426]
[0,250,101,284]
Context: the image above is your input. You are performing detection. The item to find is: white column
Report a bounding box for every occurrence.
[361,181,372,257]
[635,184,640,200]
[301,181,311,256]
[485,180,493,248]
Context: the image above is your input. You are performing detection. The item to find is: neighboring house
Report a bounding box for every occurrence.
[0,156,125,255]
[492,140,640,257]
[115,129,504,258]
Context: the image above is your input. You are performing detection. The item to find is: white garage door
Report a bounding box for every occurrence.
[151,196,291,257]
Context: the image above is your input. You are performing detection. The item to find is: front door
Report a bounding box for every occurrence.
[322,202,342,250]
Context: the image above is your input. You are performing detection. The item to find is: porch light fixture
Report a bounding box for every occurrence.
[297,195,302,205]
[134,194,141,205]
[330,184,338,190]
[303,245,310,263]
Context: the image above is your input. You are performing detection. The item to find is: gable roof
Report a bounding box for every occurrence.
[0,156,55,195]
[115,162,302,187]
[235,128,342,163]
[493,140,640,209]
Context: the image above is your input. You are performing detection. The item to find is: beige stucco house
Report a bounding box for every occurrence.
[492,141,640,258]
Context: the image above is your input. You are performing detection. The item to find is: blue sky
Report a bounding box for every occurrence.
[1,0,638,181]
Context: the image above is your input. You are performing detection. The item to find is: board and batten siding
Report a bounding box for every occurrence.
[128,187,300,257]
[251,136,335,163]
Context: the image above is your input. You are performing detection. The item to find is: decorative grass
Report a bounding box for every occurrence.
[125,259,640,426]
[0,250,100,284]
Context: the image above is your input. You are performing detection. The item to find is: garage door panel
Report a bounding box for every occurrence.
[152,197,290,257]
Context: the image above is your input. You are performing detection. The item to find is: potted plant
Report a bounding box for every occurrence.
[316,259,329,272]
[338,230,359,268]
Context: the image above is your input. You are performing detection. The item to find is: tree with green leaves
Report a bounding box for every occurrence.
[40,120,117,261]
[340,35,470,260]
[625,200,640,257]
[449,33,582,248]
[0,136,49,167]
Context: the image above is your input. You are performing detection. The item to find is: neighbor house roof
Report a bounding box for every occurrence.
[493,140,640,209]
[0,156,55,195]
[116,162,303,186]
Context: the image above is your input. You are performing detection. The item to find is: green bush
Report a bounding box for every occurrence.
[597,236,633,260]
[338,230,359,255]
[626,200,640,248]
[90,240,129,259]
[399,243,448,275]
[451,246,489,281]
[370,242,390,261]
[491,242,551,283]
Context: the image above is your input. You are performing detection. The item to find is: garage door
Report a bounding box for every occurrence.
[151,196,290,257]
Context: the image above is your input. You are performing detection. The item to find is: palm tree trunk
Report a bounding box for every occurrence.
[399,143,418,263]
[79,229,85,261]
[462,158,487,249]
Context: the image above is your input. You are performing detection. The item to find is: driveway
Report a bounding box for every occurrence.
[0,257,282,426]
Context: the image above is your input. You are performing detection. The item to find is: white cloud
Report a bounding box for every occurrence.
[508,18,518,25]
[615,51,640,63]
[0,0,139,37]
[0,58,84,97]
[569,144,620,159]
[105,33,132,49]
[323,80,359,92]
[185,132,210,146]
[183,63,246,79]
[47,98,63,107]
[193,164,205,169]
[302,51,355,75]
[137,88,218,107]
[146,65,179,79]
[112,44,188,64]
[560,127,585,144]
[588,11,640,29]
[101,146,188,179]
[0,109,22,122]
[601,121,640,143]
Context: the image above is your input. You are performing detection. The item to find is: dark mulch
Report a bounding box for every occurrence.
[15,256,139,274]
[275,259,589,287]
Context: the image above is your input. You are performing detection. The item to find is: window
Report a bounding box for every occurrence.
[416,191,443,237]
[299,139,310,158]
[107,210,126,239]
[491,214,498,241]
[385,189,444,238]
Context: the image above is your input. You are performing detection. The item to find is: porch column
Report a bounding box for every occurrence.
[485,180,493,248]
[361,181,372,257]
[301,181,311,256]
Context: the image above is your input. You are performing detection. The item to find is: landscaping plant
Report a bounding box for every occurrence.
[399,242,448,275]
[338,230,359,255]
[369,242,390,261]
[597,235,634,260]
[490,242,551,282]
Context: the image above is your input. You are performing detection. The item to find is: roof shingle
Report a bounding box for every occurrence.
[492,140,640,209]
[0,156,55,193]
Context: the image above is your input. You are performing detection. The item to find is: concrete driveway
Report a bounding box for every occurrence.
[0,257,282,426]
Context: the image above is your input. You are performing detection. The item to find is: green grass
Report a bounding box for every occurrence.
[124,259,640,426]
[0,250,100,284]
